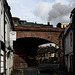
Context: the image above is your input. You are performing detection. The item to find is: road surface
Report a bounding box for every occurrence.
[19,64,59,75]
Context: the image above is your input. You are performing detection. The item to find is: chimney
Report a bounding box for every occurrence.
[48,22,50,25]
[50,44,52,47]
[43,46,45,48]
[55,45,57,48]
[46,45,49,48]
[40,46,42,49]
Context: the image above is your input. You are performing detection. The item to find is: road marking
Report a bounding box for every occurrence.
[54,72,58,75]
[21,70,24,75]
[38,70,40,74]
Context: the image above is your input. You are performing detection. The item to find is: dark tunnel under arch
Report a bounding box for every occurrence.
[13,37,53,57]
[13,37,59,67]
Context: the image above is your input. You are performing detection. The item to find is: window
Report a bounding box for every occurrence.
[70,32,73,47]
[60,39,62,49]
[1,55,4,73]
[1,10,2,15]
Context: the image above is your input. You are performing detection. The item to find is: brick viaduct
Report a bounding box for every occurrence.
[14,26,64,45]
[13,25,64,68]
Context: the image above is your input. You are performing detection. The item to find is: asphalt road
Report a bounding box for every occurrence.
[19,64,59,75]
[20,69,54,75]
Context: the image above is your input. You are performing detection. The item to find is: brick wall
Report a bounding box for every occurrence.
[13,54,28,69]
[14,26,64,45]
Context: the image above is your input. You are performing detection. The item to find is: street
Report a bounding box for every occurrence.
[17,64,59,75]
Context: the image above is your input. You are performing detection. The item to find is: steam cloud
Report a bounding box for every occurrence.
[48,3,73,25]
[33,0,75,26]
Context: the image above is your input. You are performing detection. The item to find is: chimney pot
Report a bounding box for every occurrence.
[48,22,50,25]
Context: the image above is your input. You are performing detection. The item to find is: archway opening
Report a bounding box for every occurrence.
[13,37,53,68]
[37,43,59,64]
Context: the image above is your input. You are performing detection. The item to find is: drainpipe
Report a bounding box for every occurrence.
[4,0,6,75]
[0,40,1,74]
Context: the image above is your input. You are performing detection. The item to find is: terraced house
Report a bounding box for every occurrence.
[59,8,75,74]
[0,0,14,75]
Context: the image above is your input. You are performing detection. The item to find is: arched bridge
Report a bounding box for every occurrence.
[13,25,64,67]
[14,26,64,45]
[13,25,64,57]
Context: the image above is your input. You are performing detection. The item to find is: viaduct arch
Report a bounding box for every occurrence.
[14,26,64,45]
[13,25,64,68]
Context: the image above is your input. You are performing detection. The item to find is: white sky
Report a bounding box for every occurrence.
[39,43,59,48]
[7,0,75,26]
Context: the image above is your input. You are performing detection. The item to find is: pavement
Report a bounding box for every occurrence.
[10,67,54,75]
[10,69,21,75]
[54,68,69,75]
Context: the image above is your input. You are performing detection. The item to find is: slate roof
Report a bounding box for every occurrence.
[37,46,57,54]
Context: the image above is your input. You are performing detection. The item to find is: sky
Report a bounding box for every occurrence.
[7,0,75,27]
[39,43,59,48]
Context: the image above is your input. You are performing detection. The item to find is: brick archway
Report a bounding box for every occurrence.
[13,26,64,67]
[14,26,64,45]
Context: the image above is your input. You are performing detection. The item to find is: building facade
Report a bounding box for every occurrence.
[59,8,75,73]
[64,26,73,72]
[59,31,65,69]
[0,0,14,75]
[61,24,68,28]
[37,45,59,63]
[57,23,68,28]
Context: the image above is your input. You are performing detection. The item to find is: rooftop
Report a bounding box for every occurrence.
[12,17,53,27]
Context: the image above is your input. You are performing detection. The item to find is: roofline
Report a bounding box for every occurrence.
[4,0,14,30]
[64,25,73,38]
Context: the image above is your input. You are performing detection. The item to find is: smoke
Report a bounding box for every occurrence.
[70,0,75,2]
[33,0,75,26]
[33,2,52,21]
[48,3,72,25]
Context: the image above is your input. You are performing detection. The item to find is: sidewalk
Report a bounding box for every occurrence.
[10,67,39,75]
[54,69,69,75]
[10,69,21,75]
